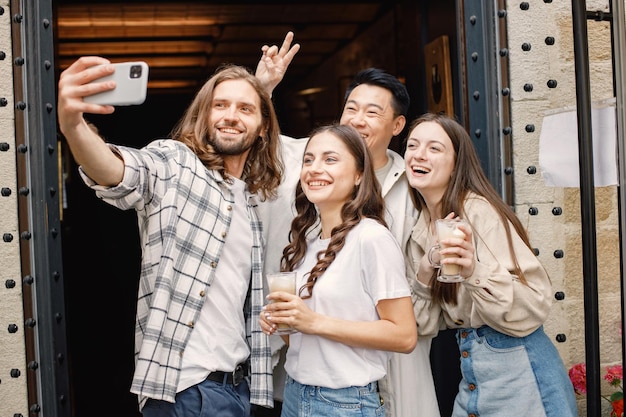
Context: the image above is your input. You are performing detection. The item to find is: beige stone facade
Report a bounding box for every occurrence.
[0,0,29,415]
[507,1,621,415]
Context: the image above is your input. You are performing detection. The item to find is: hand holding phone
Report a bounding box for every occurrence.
[83,62,149,106]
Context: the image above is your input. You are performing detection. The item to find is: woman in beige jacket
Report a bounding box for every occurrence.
[403,112,578,417]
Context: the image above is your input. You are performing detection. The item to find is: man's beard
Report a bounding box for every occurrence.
[208,125,262,156]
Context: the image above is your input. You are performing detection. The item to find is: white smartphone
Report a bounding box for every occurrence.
[83,61,149,106]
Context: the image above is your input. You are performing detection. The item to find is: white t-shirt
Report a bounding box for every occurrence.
[178,177,252,392]
[284,218,410,388]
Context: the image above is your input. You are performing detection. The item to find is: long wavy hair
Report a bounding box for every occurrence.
[406,113,533,305]
[280,124,386,299]
[169,64,283,200]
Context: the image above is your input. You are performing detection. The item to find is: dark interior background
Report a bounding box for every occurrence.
[56,1,461,416]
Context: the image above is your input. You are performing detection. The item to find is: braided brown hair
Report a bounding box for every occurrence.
[280,124,387,299]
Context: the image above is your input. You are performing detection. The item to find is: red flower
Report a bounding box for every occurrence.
[569,362,623,416]
[610,388,624,417]
[606,365,624,387]
[569,362,587,395]
[611,397,623,417]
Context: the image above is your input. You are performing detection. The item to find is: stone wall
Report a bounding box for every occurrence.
[0,0,29,415]
[507,1,620,415]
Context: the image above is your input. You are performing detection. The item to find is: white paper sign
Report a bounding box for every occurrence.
[538,99,618,187]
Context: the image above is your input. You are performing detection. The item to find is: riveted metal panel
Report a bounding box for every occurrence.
[12,0,71,416]
[461,0,512,204]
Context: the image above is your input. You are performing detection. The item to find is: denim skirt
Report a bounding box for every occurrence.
[281,375,385,417]
[452,325,578,417]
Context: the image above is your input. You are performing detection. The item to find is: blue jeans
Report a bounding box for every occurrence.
[142,376,251,417]
[281,375,385,417]
[453,325,578,417]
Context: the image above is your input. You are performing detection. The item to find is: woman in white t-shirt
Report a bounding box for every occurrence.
[260,124,417,417]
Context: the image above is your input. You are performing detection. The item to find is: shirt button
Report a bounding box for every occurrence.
[474,279,480,285]
[199,290,205,297]
[227,205,233,211]
[188,321,194,328]
[469,384,476,391]
[210,261,217,268]
[462,351,469,358]
[222,231,227,238]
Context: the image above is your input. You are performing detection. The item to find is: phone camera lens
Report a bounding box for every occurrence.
[130,65,142,79]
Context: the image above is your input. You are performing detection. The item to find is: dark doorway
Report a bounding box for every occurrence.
[54,2,461,416]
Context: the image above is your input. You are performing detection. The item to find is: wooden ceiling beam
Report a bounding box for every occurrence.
[57,40,215,56]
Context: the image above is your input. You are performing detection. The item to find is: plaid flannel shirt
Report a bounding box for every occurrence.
[80,139,273,410]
